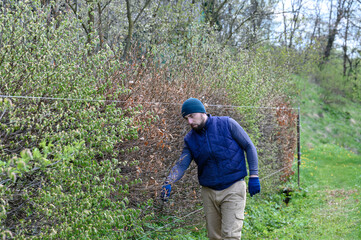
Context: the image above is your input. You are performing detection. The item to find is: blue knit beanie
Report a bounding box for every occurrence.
[181,98,206,118]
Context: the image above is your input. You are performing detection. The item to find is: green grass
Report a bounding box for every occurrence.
[298,145,361,239]
[243,144,361,239]
[294,75,361,239]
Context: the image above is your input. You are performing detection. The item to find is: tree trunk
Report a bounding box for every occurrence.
[123,0,151,59]
[87,0,95,47]
[288,0,302,48]
[123,0,134,59]
[342,0,354,76]
[323,0,346,61]
[282,1,287,46]
[97,2,104,50]
[343,16,349,76]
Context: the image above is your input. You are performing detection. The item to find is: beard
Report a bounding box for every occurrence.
[191,119,206,132]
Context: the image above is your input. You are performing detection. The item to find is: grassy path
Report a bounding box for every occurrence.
[296,144,361,239]
[240,143,361,240]
[292,77,361,239]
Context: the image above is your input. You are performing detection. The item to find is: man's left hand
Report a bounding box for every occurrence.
[248,177,261,197]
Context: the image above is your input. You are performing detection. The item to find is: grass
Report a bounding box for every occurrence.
[296,75,361,154]
[287,145,360,239]
[290,75,361,239]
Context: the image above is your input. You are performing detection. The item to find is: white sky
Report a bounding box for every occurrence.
[273,0,359,52]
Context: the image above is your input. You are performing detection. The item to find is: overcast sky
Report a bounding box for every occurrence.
[274,0,359,54]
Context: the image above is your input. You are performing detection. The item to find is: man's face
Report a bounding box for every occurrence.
[184,113,207,131]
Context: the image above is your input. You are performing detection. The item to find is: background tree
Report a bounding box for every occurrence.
[281,0,303,48]
[323,0,349,61]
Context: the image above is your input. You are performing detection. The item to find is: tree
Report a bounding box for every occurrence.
[66,0,96,48]
[215,0,275,48]
[282,0,303,48]
[123,0,151,58]
[202,0,228,28]
[308,0,322,47]
[323,0,348,61]
[342,0,353,76]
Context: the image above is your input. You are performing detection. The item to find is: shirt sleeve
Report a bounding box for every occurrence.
[228,118,259,176]
[166,143,193,183]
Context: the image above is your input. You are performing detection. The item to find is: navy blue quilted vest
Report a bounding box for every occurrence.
[184,115,247,190]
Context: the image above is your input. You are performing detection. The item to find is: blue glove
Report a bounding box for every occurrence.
[248,177,261,197]
[161,183,171,201]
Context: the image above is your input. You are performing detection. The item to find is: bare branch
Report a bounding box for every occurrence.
[65,1,90,35]
[101,0,113,11]
[214,0,229,18]
[134,0,152,25]
[228,2,246,35]
[0,109,6,121]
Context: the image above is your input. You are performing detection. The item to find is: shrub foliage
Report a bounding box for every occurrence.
[1,1,299,238]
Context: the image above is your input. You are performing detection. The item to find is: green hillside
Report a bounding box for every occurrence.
[298,76,361,155]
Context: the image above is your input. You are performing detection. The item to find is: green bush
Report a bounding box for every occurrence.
[0,1,151,238]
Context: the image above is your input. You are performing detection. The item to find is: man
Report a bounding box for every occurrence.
[161,98,260,240]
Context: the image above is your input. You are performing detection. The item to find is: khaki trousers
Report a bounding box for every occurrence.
[201,180,246,240]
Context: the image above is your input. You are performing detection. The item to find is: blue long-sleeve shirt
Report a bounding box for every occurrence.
[166,118,258,183]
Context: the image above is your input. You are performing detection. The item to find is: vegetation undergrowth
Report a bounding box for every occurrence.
[315,56,361,102]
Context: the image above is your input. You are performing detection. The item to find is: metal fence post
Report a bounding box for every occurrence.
[297,106,301,189]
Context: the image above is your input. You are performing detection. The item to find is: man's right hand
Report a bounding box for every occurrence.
[161,183,172,201]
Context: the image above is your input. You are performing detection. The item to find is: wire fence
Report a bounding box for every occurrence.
[0,94,299,109]
[0,94,300,238]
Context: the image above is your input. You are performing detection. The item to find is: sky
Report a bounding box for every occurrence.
[274,0,359,53]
